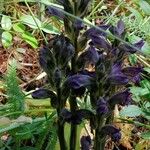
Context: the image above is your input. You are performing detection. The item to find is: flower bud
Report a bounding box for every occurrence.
[39,46,55,75]
[96,98,109,116]
[100,125,121,142]
[80,135,91,150]
[53,67,62,88]
[109,89,131,107]
[108,62,129,85]
[53,34,75,68]
[77,45,99,69]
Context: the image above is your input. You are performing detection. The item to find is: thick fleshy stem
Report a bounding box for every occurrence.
[57,120,67,150]
[69,1,79,149]
[94,131,106,150]
[106,87,116,124]
[94,116,106,150]
[69,40,78,150]
[94,82,106,150]
[57,87,67,150]
[69,94,78,150]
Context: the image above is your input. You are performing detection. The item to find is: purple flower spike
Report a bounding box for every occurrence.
[134,40,144,49]
[60,109,72,122]
[39,46,55,74]
[111,132,122,142]
[96,98,109,116]
[109,20,125,38]
[100,125,121,142]
[108,74,129,85]
[90,35,111,50]
[84,25,110,37]
[60,109,83,124]
[78,70,96,78]
[122,67,143,84]
[109,89,131,107]
[132,74,141,85]
[111,62,122,74]
[77,45,99,69]
[67,74,93,90]
[60,109,94,125]
[60,109,82,124]
[80,136,91,150]
[53,34,75,67]
[108,63,129,85]
[117,20,125,35]
[32,89,56,99]
[119,40,144,54]
[122,67,143,78]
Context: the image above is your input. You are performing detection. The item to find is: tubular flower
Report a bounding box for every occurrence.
[53,34,75,68]
[32,88,55,99]
[119,40,144,54]
[96,98,109,116]
[100,125,121,142]
[109,89,131,107]
[39,46,55,75]
[90,35,111,50]
[84,25,110,37]
[80,135,92,150]
[32,89,58,108]
[77,45,99,69]
[66,74,94,90]
[60,109,94,125]
[122,67,143,84]
[74,19,84,30]
[109,20,125,38]
[108,62,129,85]
[47,6,64,19]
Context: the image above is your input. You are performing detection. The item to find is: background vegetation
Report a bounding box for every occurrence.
[0,0,150,150]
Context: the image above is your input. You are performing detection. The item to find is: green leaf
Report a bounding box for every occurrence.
[141,131,150,139]
[120,105,142,117]
[13,23,26,33]
[144,67,150,74]
[127,7,143,21]
[130,87,149,96]
[139,0,150,15]
[141,42,150,55]
[20,147,38,150]
[140,79,150,89]
[1,15,12,30]
[21,32,38,48]
[1,31,12,48]
[20,15,42,29]
[129,54,137,65]
[41,23,60,34]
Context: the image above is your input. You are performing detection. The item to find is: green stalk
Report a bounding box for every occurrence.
[25,0,48,44]
[39,2,45,21]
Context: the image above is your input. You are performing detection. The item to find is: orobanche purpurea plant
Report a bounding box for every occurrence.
[32,1,144,150]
